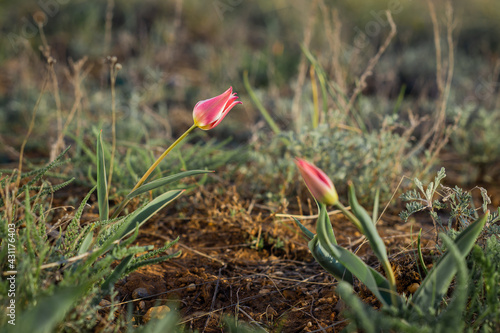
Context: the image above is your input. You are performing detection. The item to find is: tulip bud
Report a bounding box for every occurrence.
[193,87,242,130]
[295,158,338,206]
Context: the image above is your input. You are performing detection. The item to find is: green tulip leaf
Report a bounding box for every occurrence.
[292,216,315,240]
[314,202,397,306]
[348,183,390,266]
[118,189,184,240]
[126,170,213,200]
[309,236,354,284]
[412,212,488,310]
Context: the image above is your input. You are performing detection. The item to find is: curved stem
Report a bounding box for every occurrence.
[111,124,197,218]
[336,201,397,304]
[335,202,363,233]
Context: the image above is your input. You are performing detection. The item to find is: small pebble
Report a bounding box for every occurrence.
[143,305,171,323]
[187,283,196,292]
[259,289,272,295]
[407,283,420,294]
[132,287,150,300]
[99,299,111,307]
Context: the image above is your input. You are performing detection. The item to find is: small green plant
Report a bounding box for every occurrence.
[450,105,500,183]
[245,122,415,204]
[400,167,500,237]
[290,159,490,331]
[0,87,242,332]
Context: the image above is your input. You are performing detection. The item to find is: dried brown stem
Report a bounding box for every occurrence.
[344,10,397,118]
[291,0,317,132]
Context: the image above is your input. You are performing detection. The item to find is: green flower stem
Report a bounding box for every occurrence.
[111,124,197,218]
[335,202,364,233]
[335,201,397,303]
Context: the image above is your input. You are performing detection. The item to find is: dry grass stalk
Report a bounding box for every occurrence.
[107,56,120,191]
[104,0,115,54]
[344,10,397,119]
[291,0,318,132]
[417,0,457,178]
[51,58,92,163]
[318,2,346,106]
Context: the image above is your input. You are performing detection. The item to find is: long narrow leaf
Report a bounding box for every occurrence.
[126,170,213,199]
[96,131,109,221]
[434,234,468,332]
[243,70,281,135]
[101,254,134,293]
[331,243,396,307]
[348,183,395,286]
[313,202,397,305]
[118,190,184,239]
[292,217,315,240]
[412,212,488,310]
[417,229,428,275]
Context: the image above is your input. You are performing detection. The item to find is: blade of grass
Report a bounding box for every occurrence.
[417,229,428,275]
[96,130,109,221]
[412,212,488,310]
[125,170,213,200]
[118,189,184,239]
[243,70,281,135]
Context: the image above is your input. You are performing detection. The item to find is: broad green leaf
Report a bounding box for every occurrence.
[96,130,109,221]
[309,237,353,284]
[316,203,338,245]
[313,203,352,283]
[335,281,378,333]
[412,212,488,310]
[9,284,88,333]
[329,242,396,307]
[118,190,184,239]
[314,201,397,305]
[126,170,213,200]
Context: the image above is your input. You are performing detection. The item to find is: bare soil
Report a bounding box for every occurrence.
[100,180,436,332]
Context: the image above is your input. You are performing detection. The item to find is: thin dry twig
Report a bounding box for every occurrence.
[344,10,397,118]
[291,0,318,132]
[202,268,223,333]
[426,0,443,95]
[104,0,114,54]
[276,207,347,220]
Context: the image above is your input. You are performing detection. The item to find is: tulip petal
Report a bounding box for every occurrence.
[192,87,241,130]
[295,158,338,206]
[193,87,233,127]
[211,99,242,128]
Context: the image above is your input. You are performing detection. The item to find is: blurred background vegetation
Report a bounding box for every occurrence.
[0,0,499,201]
[1,1,500,331]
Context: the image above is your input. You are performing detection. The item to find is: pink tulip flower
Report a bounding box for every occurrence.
[193,87,242,130]
[295,158,338,206]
